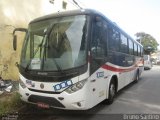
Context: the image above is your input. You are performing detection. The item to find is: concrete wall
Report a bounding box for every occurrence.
[0,0,76,80]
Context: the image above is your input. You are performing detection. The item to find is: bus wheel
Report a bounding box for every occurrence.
[135,71,139,83]
[104,79,116,105]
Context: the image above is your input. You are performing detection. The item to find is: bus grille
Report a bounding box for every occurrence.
[28,88,61,94]
[28,95,65,108]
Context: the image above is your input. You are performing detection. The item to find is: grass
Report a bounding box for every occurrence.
[0,92,23,116]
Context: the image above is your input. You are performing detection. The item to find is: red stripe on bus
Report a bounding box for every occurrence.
[102,64,136,73]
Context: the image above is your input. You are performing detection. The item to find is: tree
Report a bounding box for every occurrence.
[135,32,159,54]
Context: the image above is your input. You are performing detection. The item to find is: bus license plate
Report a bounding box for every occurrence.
[37,102,49,109]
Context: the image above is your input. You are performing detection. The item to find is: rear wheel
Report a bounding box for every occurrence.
[103,79,116,105]
[134,70,139,83]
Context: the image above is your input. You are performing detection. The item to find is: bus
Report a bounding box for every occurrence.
[143,55,152,70]
[13,9,144,110]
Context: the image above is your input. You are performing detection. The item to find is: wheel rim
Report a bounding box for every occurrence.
[110,84,115,98]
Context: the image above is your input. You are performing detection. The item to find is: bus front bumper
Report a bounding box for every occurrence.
[19,84,89,110]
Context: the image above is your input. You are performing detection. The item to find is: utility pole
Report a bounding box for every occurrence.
[72,0,82,9]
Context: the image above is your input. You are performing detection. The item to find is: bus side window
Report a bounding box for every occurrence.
[108,27,120,52]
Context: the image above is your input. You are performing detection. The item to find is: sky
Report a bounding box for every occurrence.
[77,0,160,49]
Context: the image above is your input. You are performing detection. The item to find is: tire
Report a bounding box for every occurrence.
[103,79,116,105]
[134,70,139,83]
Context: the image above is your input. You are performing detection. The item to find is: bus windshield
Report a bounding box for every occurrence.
[20,15,88,71]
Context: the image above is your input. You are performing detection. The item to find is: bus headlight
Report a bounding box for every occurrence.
[65,79,87,94]
[19,79,26,89]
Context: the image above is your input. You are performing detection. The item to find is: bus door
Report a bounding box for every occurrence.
[89,16,108,102]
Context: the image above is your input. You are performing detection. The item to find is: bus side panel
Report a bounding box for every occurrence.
[87,67,110,107]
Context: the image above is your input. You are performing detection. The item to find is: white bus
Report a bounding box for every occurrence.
[13,9,144,110]
[143,55,152,70]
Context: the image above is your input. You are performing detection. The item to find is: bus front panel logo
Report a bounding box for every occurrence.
[97,71,104,78]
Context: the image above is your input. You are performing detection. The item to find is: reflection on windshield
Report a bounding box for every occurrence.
[20,15,88,71]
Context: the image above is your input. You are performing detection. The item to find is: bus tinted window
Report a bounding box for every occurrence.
[134,43,138,56]
[120,34,128,53]
[138,46,141,56]
[129,39,134,55]
[141,47,143,56]
[108,28,120,51]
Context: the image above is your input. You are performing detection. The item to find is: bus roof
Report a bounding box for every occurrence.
[30,9,143,47]
[30,9,99,23]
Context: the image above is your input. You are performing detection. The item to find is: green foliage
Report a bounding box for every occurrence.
[135,32,159,53]
[0,92,23,115]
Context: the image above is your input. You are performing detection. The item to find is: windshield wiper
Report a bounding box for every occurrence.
[41,24,65,74]
[53,59,65,74]
[41,40,65,74]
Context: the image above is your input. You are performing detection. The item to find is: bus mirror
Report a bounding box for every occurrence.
[13,35,17,51]
[12,28,27,51]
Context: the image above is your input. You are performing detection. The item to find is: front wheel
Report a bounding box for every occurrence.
[103,80,116,105]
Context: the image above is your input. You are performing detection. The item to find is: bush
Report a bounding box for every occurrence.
[0,92,23,115]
